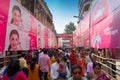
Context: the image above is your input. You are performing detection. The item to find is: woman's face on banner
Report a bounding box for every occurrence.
[10,34,19,50]
[12,9,21,26]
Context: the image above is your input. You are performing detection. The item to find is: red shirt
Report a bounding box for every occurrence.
[70,53,77,64]
[78,57,85,77]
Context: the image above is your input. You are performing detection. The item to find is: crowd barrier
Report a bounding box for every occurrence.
[92,53,120,80]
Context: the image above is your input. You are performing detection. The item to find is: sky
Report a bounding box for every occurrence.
[45,0,79,33]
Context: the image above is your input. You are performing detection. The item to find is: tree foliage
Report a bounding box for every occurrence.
[64,22,76,34]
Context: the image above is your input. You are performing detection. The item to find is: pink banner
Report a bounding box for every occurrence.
[83,13,90,47]
[84,29,90,47]
[5,0,37,51]
[0,0,10,51]
[29,15,37,50]
[91,0,110,27]
[37,22,42,49]
[78,23,81,38]
[91,4,120,48]
[44,27,48,48]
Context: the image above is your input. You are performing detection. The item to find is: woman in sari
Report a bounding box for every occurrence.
[93,62,110,80]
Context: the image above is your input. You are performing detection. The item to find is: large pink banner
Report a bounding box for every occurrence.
[29,15,37,50]
[5,0,37,51]
[91,0,120,48]
[90,0,110,27]
[0,0,10,51]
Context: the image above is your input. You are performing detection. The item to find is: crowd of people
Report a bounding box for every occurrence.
[0,47,110,80]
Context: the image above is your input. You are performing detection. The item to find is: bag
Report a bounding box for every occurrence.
[10,76,14,80]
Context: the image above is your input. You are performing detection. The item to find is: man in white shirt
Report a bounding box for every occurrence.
[50,54,70,80]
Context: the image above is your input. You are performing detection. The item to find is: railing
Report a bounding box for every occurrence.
[0,54,21,66]
[92,53,120,80]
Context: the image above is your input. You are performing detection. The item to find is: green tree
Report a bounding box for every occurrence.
[64,22,76,34]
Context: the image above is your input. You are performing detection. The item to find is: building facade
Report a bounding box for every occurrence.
[17,0,56,33]
[78,0,93,22]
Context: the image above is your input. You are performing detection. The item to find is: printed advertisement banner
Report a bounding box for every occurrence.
[90,0,120,48]
[37,22,42,49]
[5,0,37,51]
[91,0,110,27]
[91,6,120,48]
[29,15,37,50]
[0,0,10,51]
[44,27,48,48]
[84,29,90,47]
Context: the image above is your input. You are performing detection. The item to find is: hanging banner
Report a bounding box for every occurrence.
[90,0,110,27]
[73,31,77,46]
[29,15,37,50]
[84,29,90,47]
[77,23,82,47]
[37,22,42,49]
[83,13,90,47]
[44,27,48,48]
[5,0,37,51]
[91,0,120,48]
[0,0,10,51]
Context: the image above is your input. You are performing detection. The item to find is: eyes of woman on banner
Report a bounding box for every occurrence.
[8,29,23,51]
[11,5,23,29]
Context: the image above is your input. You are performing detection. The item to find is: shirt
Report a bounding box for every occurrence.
[50,62,70,80]
[39,54,50,72]
[70,53,77,64]
[68,76,87,80]
[87,61,93,73]
[78,57,86,77]
[1,71,28,80]
[38,52,44,65]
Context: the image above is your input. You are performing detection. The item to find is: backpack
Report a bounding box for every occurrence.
[10,76,14,80]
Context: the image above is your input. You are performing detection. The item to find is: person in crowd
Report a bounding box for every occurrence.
[70,50,77,68]
[50,53,60,80]
[48,50,55,80]
[58,56,68,79]
[39,48,51,80]
[77,51,86,77]
[1,59,28,80]
[21,67,29,78]
[86,56,95,80]
[68,64,86,80]
[85,49,91,64]
[51,54,70,80]
[11,5,23,29]
[65,50,70,69]
[93,62,110,80]
[38,48,44,64]
[8,29,22,51]
[27,57,40,80]
[25,51,32,65]
[19,53,27,68]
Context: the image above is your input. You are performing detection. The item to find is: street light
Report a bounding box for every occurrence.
[73,16,83,19]
[73,15,84,23]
